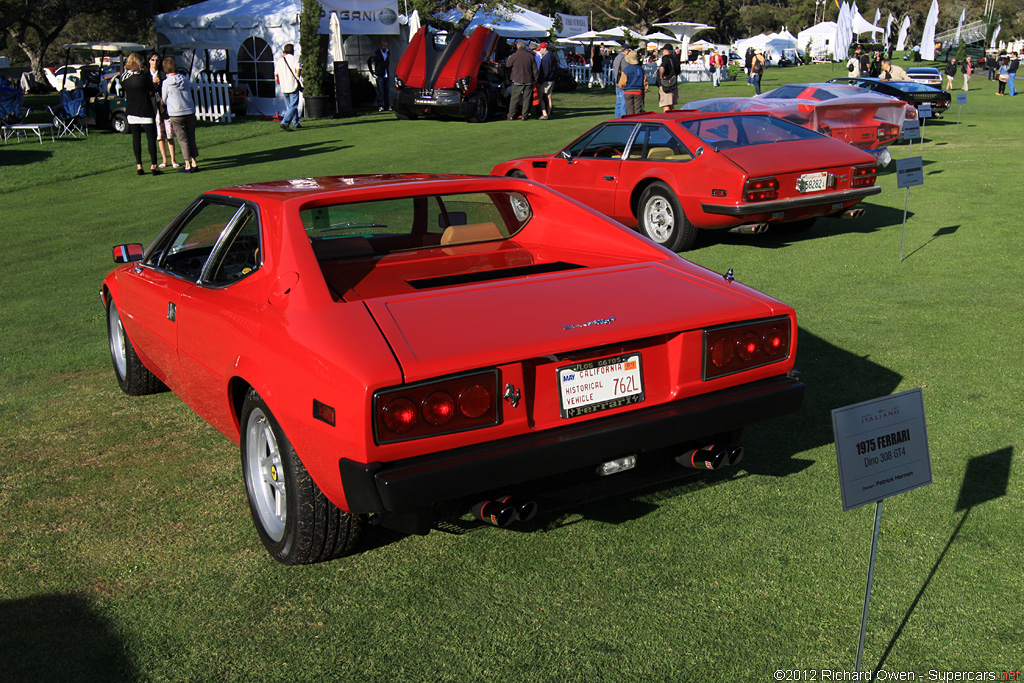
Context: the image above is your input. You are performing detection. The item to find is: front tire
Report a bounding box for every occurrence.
[507,169,527,179]
[241,388,361,564]
[107,299,165,396]
[468,92,490,123]
[637,182,697,251]
[111,112,128,134]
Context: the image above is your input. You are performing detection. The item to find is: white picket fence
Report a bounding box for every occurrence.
[191,72,233,123]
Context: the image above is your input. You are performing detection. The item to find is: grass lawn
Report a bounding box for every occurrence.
[1,61,1021,681]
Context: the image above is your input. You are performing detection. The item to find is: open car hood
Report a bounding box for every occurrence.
[364,262,780,383]
[395,26,498,90]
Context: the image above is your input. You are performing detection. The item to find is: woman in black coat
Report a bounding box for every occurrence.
[119,52,162,176]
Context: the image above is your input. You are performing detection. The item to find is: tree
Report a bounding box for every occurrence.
[299,0,326,97]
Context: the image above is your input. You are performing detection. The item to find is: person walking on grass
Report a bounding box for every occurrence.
[275,43,302,131]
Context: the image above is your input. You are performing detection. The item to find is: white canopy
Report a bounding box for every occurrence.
[653,21,714,55]
[443,5,552,38]
[735,32,798,64]
[852,11,882,35]
[797,21,837,60]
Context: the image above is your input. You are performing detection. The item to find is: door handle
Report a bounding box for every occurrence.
[167,302,176,321]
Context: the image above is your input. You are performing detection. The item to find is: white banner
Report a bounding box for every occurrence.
[556,13,588,38]
[320,0,400,35]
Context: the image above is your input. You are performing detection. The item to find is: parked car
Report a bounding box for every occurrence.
[828,76,952,116]
[905,66,943,86]
[684,83,914,165]
[101,174,806,564]
[394,26,509,122]
[491,111,881,251]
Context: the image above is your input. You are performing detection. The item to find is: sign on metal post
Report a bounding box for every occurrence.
[917,103,932,153]
[895,156,924,261]
[832,388,933,673]
[901,119,921,157]
[956,93,966,127]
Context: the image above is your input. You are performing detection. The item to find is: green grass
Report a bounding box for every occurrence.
[2,63,1022,681]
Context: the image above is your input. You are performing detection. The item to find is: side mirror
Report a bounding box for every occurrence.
[112,243,144,263]
[558,149,572,161]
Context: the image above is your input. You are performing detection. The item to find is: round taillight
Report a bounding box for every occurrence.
[422,391,455,426]
[763,326,786,356]
[737,332,760,361]
[458,384,491,419]
[710,337,734,368]
[382,397,417,433]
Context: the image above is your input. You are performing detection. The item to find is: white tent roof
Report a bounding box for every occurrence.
[852,11,882,35]
[155,0,298,30]
[442,5,552,38]
[798,21,837,37]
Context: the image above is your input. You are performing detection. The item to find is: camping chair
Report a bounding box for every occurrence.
[0,86,31,143]
[47,88,88,138]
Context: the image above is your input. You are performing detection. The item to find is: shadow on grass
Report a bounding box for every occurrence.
[900,224,960,261]
[708,201,911,250]
[871,446,1014,674]
[198,140,352,172]
[0,148,56,165]
[0,593,137,682]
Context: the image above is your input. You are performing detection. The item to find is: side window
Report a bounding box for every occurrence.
[205,208,262,285]
[576,124,637,159]
[149,201,245,281]
[629,124,692,162]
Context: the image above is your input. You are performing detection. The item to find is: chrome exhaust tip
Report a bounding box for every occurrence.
[471,500,517,528]
[728,223,770,235]
[676,445,728,471]
[497,496,538,523]
[842,208,865,219]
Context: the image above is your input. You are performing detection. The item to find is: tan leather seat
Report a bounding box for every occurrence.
[440,222,503,246]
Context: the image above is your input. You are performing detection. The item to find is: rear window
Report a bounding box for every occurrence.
[300,191,533,261]
[678,115,821,151]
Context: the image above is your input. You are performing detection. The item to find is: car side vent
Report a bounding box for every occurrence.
[407,262,584,289]
[532,161,549,169]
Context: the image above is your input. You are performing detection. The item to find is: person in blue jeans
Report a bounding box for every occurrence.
[1009,52,1019,96]
[275,43,302,131]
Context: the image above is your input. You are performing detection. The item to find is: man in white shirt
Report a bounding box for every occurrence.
[275,43,302,131]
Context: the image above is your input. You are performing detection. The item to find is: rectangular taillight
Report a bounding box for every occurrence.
[877,123,900,142]
[373,370,500,444]
[703,317,792,380]
[743,176,779,202]
[851,163,877,187]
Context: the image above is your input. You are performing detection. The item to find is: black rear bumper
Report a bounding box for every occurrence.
[340,373,805,525]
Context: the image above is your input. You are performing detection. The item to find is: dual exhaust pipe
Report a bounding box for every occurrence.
[472,445,744,525]
[729,223,769,234]
[675,444,745,471]
[842,208,865,219]
[471,496,538,528]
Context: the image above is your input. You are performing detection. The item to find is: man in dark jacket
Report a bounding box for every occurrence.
[506,41,538,120]
[536,42,557,119]
[368,40,391,111]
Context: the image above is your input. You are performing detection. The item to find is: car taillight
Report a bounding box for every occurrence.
[743,176,779,202]
[851,163,877,187]
[374,370,500,443]
[455,77,471,92]
[703,318,791,380]
[877,123,899,142]
[394,76,404,88]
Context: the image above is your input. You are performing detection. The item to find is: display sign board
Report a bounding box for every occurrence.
[918,102,933,118]
[322,0,400,35]
[957,93,967,104]
[901,119,921,140]
[896,156,924,188]
[833,388,932,511]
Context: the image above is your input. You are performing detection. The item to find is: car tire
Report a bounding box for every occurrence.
[468,92,489,123]
[241,388,361,565]
[111,112,128,134]
[507,169,527,179]
[107,299,166,396]
[637,182,697,252]
[775,218,816,233]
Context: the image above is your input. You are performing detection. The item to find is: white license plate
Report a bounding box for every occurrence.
[797,172,829,193]
[558,353,644,419]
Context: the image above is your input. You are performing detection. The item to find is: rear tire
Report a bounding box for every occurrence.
[637,182,697,251]
[111,112,128,134]
[107,299,165,396]
[241,388,361,564]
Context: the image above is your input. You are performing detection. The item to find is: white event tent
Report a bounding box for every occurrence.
[735,31,799,64]
[797,22,837,61]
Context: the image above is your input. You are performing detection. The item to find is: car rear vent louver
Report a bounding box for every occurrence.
[407,262,585,289]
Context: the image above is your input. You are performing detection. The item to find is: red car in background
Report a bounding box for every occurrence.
[102,174,805,564]
[394,26,509,122]
[491,111,881,251]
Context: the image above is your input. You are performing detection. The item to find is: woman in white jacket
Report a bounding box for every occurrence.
[161,57,200,173]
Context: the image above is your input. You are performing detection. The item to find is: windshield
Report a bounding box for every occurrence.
[301,191,533,261]
[678,115,821,151]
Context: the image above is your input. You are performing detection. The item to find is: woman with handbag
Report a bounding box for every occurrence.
[997,58,1009,96]
[751,50,765,95]
[120,53,161,176]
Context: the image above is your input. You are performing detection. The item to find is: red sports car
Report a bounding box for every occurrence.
[490,111,881,251]
[684,83,915,164]
[394,26,508,122]
[102,174,805,564]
